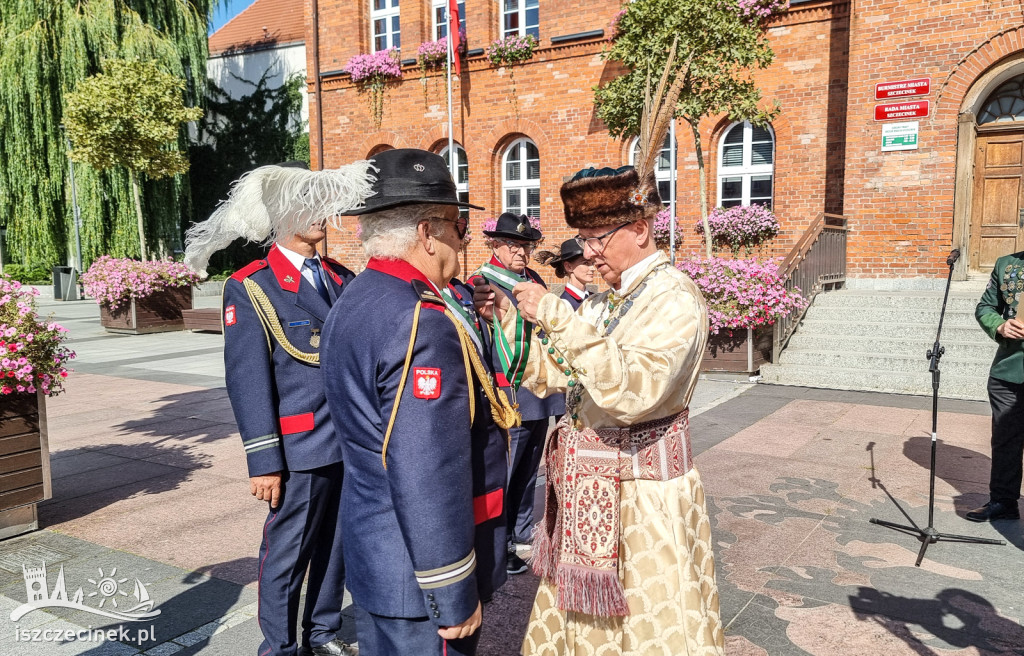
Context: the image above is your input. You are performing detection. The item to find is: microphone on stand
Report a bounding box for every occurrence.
[946,248,961,266]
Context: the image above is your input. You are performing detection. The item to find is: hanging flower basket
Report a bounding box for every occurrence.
[345,48,403,128]
[487,34,537,116]
[653,208,685,249]
[81,256,199,334]
[696,204,780,256]
[417,38,449,107]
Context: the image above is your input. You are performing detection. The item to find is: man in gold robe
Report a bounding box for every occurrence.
[476,164,724,656]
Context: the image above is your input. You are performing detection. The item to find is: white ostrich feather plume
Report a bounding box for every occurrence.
[184,161,377,277]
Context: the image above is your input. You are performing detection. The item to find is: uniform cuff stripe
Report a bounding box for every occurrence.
[244,438,280,451]
[243,433,280,445]
[415,551,476,587]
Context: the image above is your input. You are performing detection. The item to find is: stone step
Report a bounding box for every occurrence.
[785,334,997,361]
[759,363,988,401]
[810,290,982,311]
[777,348,991,376]
[793,319,985,341]
[804,305,981,326]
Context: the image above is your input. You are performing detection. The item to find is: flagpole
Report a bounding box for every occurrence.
[668,118,677,266]
[446,7,456,183]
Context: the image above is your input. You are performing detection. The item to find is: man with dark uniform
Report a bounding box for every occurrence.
[971,252,1024,522]
[475,213,563,574]
[184,161,374,656]
[320,149,516,656]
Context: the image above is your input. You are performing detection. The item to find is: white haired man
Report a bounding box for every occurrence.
[320,149,515,656]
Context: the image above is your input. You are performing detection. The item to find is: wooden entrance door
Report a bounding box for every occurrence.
[971,131,1024,273]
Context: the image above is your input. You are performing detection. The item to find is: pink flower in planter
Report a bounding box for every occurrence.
[1,271,75,397]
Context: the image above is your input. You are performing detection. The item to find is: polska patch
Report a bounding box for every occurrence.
[413,367,441,399]
[225,305,237,326]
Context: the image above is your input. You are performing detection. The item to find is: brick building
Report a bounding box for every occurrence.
[304,0,1024,285]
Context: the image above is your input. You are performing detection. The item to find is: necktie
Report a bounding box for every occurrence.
[304,258,331,305]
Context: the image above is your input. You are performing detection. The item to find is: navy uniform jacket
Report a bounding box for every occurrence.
[478,257,563,421]
[321,258,508,627]
[223,244,354,477]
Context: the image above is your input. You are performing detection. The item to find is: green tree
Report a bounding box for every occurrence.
[187,71,309,274]
[0,0,211,267]
[595,0,781,256]
[65,59,202,260]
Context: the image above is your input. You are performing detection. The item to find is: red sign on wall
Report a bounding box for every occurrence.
[874,100,930,121]
[875,78,930,100]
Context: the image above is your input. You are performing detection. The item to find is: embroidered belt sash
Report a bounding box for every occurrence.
[531,409,693,617]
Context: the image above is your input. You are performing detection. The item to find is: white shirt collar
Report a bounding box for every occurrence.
[615,251,662,292]
[565,282,588,298]
[276,244,319,272]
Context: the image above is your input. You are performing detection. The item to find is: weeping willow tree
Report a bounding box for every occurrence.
[0,0,213,268]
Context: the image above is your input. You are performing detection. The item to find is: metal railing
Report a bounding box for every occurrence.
[771,212,848,362]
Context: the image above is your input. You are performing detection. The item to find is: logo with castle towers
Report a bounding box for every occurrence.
[10,561,161,622]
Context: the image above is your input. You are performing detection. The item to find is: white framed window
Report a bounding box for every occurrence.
[502,138,540,218]
[502,0,539,40]
[717,121,774,209]
[371,0,401,52]
[433,0,466,40]
[440,144,470,218]
[630,134,675,207]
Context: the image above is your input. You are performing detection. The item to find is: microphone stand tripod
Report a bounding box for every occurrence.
[869,251,1005,566]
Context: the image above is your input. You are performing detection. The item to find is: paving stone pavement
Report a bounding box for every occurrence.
[1,296,1021,655]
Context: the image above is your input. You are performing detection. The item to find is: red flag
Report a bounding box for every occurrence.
[448,0,462,75]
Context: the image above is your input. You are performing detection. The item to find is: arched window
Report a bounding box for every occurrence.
[502,138,540,218]
[503,0,539,40]
[978,74,1024,124]
[440,144,469,218]
[717,121,774,209]
[630,134,675,207]
[433,0,466,40]
[371,0,401,52]
[367,144,394,157]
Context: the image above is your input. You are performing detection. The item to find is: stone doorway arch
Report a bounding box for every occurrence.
[953,52,1024,278]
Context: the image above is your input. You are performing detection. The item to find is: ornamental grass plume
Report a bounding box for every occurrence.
[81,256,200,311]
[0,273,75,397]
[677,256,806,335]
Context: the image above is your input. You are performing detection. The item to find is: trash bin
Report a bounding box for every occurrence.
[51,266,78,301]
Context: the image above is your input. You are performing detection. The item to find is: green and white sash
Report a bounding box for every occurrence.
[475,261,533,391]
[441,286,485,357]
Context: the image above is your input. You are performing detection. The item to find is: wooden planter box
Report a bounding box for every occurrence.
[0,391,52,540]
[99,287,193,334]
[701,326,772,375]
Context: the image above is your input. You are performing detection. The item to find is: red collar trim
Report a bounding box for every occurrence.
[267,244,301,293]
[564,286,583,301]
[366,258,442,293]
[488,254,507,270]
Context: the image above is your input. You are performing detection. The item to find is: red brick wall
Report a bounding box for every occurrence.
[306,0,1024,281]
[841,0,1024,277]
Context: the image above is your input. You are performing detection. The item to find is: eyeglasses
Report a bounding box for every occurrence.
[494,238,536,253]
[574,222,633,252]
[433,216,469,240]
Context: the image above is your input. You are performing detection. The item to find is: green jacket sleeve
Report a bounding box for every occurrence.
[976,257,1006,341]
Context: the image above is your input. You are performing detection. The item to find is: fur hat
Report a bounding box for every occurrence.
[559,166,662,229]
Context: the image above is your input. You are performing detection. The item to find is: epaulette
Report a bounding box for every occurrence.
[411,279,446,309]
[230,259,268,282]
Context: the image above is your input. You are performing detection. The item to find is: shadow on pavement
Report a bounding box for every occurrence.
[850,587,1024,655]
[78,557,258,655]
[40,442,210,526]
[113,388,238,446]
[902,435,1024,551]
